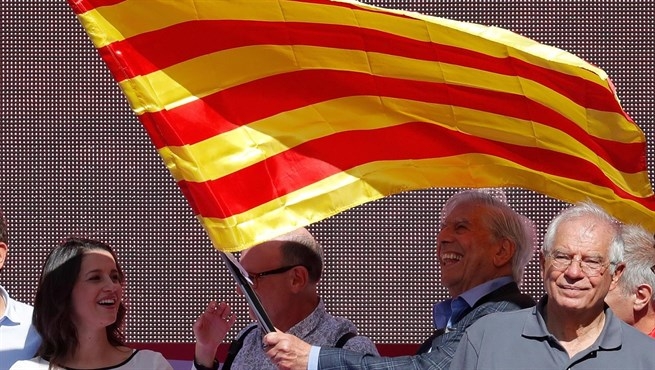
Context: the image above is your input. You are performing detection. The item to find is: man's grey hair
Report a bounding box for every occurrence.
[441,188,536,284]
[615,223,655,302]
[542,201,624,274]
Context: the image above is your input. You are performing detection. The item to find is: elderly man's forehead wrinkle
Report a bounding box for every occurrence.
[577,223,601,240]
[559,220,611,255]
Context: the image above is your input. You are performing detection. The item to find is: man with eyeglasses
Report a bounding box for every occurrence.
[263,188,537,370]
[450,201,655,369]
[605,223,655,338]
[192,227,378,370]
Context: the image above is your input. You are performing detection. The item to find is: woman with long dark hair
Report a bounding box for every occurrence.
[10,237,171,369]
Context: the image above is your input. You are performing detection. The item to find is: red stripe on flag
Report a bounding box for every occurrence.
[177,121,644,219]
[141,70,642,173]
[101,19,624,118]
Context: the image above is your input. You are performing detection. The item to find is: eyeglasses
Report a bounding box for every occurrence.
[247,264,303,288]
[548,252,612,277]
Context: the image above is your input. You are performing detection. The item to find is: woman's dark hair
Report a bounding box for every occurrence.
[33,237,126,365]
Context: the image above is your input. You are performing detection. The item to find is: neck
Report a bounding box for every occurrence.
[0,295,6,316]
[62,328,128,368]
[634,310,655,336]
[277,294,319,332]
[545,303,606,357]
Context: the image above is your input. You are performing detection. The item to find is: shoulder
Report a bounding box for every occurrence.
[473,294,533,316]
[603,307,655,349]
[8,297,34,310]
[481,283,535,308]
[616,319,655,345]
[318,314,358,340]
[300,307,358,339]
[9,357,48,370]
[319,315,378,355]
[325,314,358,331]
[133,348,165,357]
[131,349,172,369]
[466,307,530,334]
[5,296,34,320]
[235,323,260,342]
[596,317,655,365]
[237,322,259,335]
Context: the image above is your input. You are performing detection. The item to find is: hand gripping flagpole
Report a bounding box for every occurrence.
[219,251,275,333]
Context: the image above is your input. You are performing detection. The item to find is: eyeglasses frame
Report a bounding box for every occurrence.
[247,264,304,287]
[546,251,614,277]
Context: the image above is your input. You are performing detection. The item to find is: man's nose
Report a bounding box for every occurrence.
[564,258,585,277]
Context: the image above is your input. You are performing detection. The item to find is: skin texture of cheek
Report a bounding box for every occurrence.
[548,267,611,312]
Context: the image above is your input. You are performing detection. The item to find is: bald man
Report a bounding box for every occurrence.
[193,228,378,370]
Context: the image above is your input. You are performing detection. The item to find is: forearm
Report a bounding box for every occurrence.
[194,343,219,369]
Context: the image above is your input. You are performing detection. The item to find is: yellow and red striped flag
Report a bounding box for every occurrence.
[67,0,655,251]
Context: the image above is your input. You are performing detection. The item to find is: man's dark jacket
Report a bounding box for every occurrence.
[318,282,535,370]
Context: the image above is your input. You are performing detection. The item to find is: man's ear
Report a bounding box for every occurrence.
[634,284,653,311]
[289,265,309,293]
[0,242,7,270]
[610,263,625,289]
[539,252,546,281]
[493,238,515,267]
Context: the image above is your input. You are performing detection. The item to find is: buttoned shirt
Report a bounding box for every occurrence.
[432,276,513,331]
[0,285,41,370]
[228,298,377,370]
[451,295,655,369]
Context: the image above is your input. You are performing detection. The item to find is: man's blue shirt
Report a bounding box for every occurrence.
[432,276,514,330]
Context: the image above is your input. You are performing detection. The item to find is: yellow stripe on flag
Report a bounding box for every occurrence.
[197,153,655,251]
[117,44,631,146]
[78,0,607,84]
[158,96,643,197]
[67,0,655,251]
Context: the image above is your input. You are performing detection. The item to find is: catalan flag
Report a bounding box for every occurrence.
[67,0,655,251]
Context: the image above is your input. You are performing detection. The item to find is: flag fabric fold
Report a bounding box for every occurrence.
[67,0,655,251]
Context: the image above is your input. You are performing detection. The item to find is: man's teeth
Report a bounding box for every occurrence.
[441,253,462,262]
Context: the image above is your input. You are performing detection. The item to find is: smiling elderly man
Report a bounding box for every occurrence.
[263,189,536,370]
[450,202,655,369]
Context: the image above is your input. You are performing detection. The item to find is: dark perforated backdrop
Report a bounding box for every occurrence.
[1,0,653,344]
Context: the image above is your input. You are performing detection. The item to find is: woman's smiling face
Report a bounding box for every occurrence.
[71,250,124,331]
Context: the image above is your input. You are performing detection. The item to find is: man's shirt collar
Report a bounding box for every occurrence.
[432,276,514,329]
